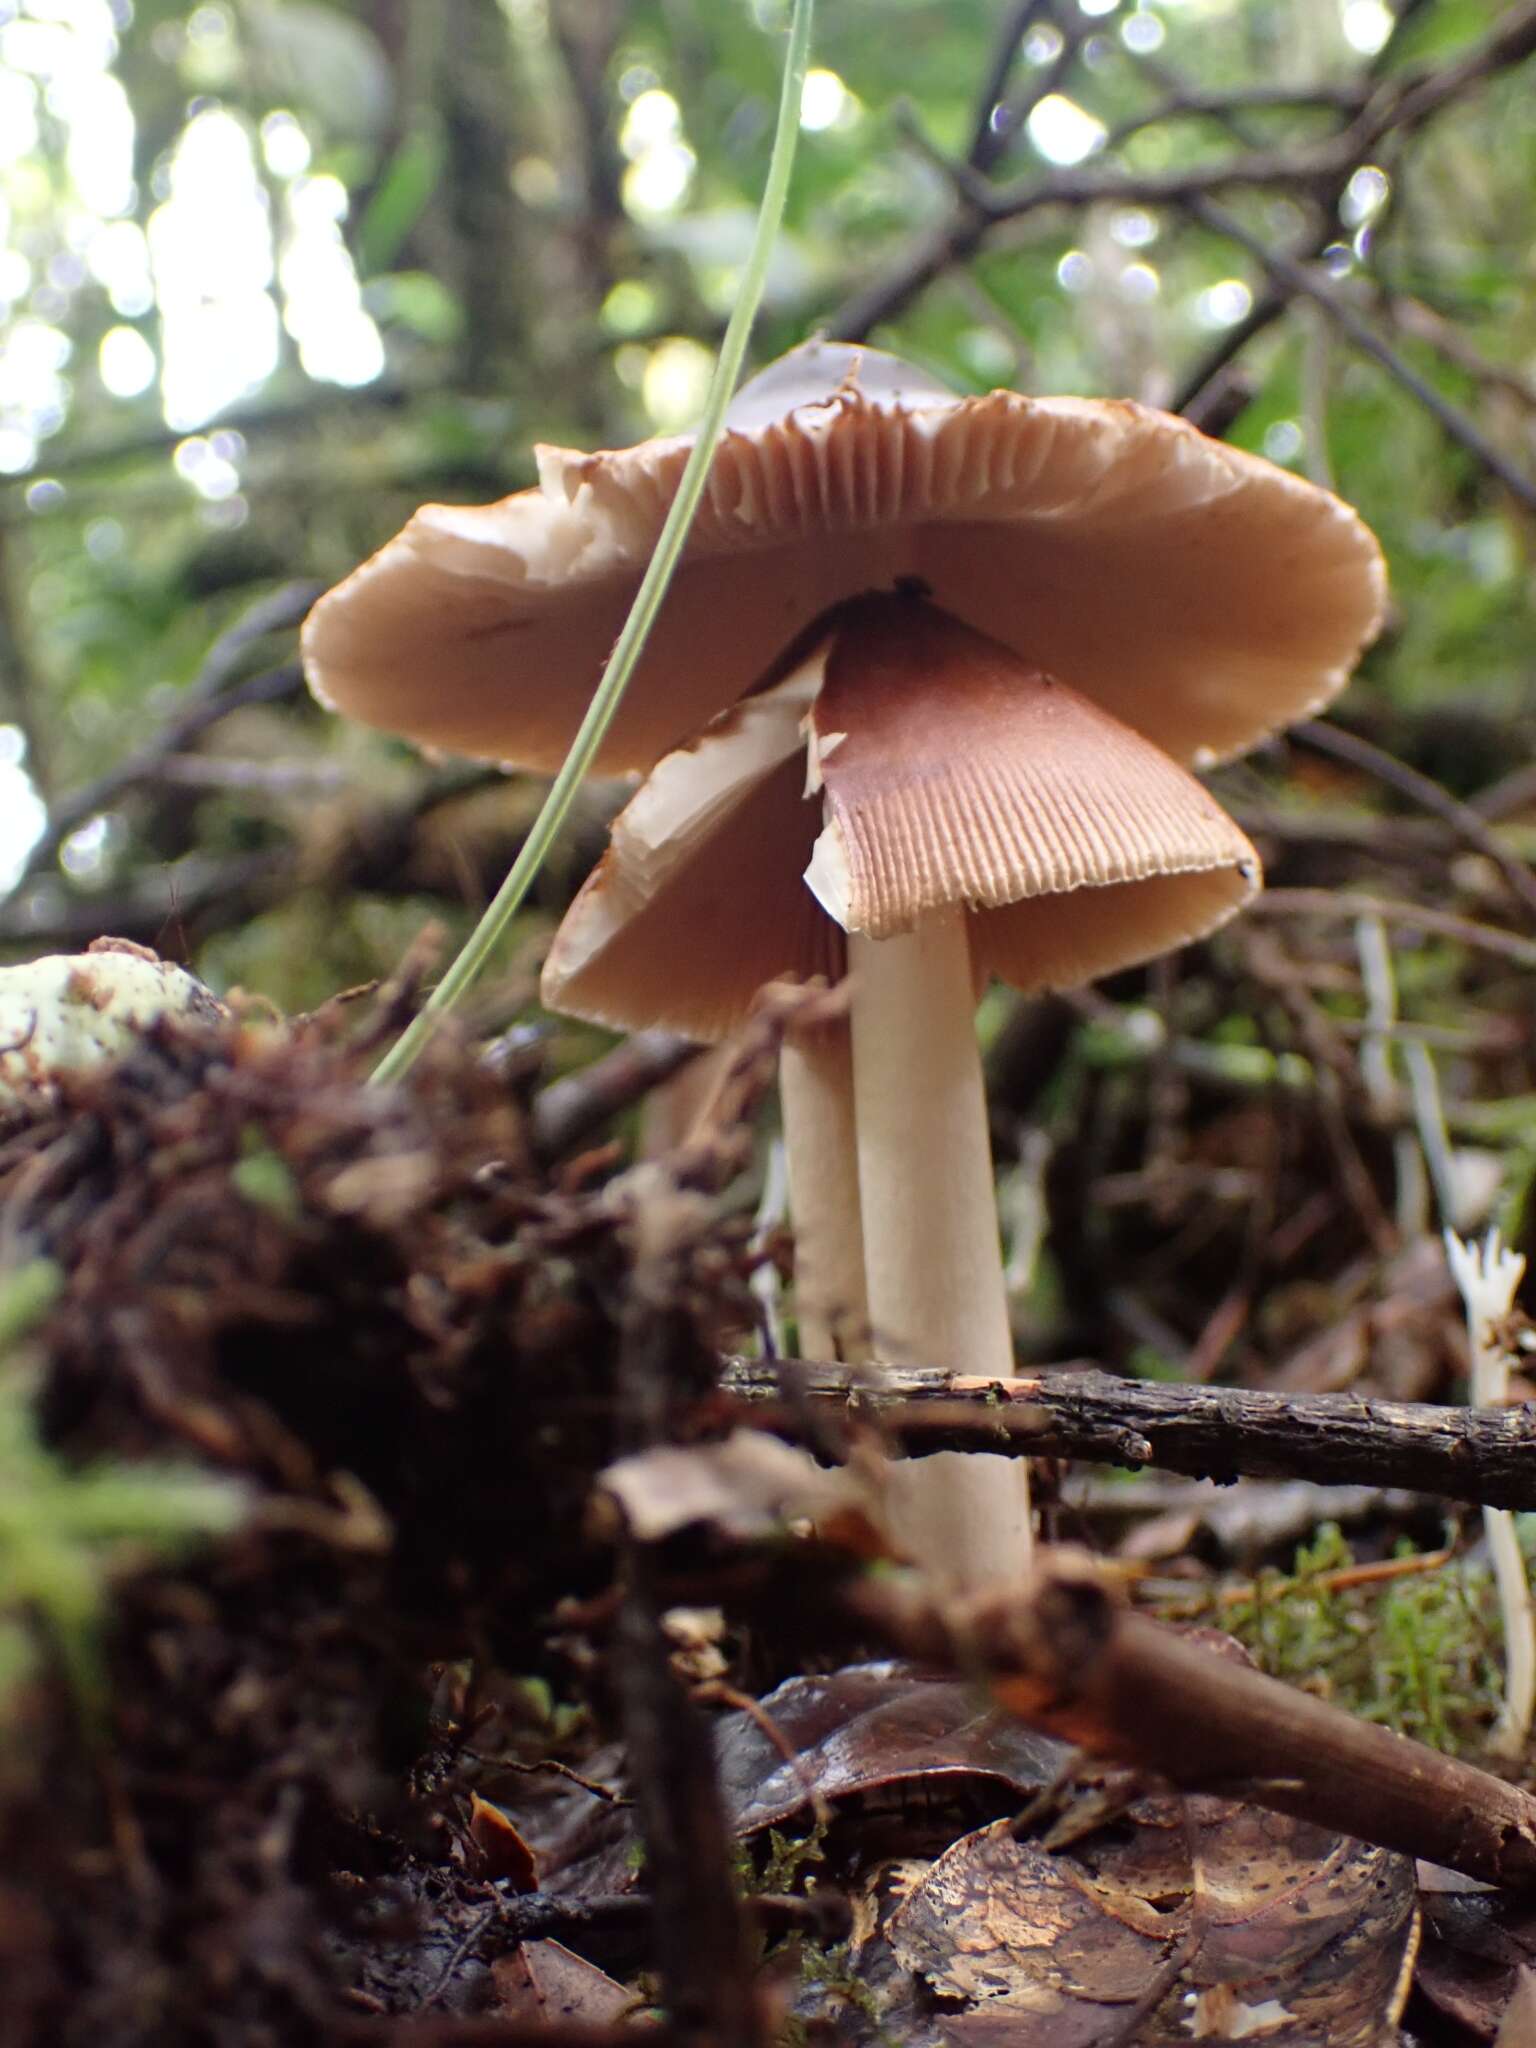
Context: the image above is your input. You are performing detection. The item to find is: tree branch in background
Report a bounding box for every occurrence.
[1181,195,1536,515]
[1250,889,1536,972]
[1102,82,1368,154]
[11,582,322,887]
[964,0,1052,172]
[828,0,1536,462]
[0,759,541,957]
[1290,719,1536,921]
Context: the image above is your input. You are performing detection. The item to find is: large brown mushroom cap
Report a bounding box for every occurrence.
[541,594,1260,1041]
[302,341,1386,775]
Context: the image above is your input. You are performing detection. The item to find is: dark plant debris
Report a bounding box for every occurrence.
[0,1001,762,2048]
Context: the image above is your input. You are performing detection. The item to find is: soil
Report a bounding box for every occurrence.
[0,1007,755,2047]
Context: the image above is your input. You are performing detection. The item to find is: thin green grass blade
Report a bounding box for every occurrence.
[372,0,816,1086]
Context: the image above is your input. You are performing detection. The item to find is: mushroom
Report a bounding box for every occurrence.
[301,338,1385,783]
[302,341,1387,1576]
[540,589,1262,1398]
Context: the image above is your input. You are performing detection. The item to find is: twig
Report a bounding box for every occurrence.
[531,1032,701,1159]
[14,580,321,886]
[1183,195,1536,515]
[613,1184,768,2047]
[965,0,1051,172]
[717,1358,1536,1511]
[1385,292,1536,415]
[1250,889,1536,972]
[1102,83,1367,153]
[1475,761,1536,825]
[0,762,524,956]
[849,1554,1536,1889]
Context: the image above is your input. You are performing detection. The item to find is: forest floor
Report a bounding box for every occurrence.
[4,905,1536,2048]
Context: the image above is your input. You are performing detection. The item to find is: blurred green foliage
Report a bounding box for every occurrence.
[0,0,1532,1018]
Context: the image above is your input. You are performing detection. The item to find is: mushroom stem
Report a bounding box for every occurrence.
[848,910,1015,1377]
[781,1023,869,1363]
[639,1044,732,1157]
[848,909,1030,1582]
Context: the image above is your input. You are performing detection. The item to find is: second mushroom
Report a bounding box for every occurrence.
[542,586,1260,1402]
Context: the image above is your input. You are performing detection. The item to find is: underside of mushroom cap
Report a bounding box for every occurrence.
[539,669,843,1041]
[303,340,1386,777]
[541,591,1261,1042]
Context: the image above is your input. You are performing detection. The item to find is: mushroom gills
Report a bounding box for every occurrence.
[541,588,1262,1586]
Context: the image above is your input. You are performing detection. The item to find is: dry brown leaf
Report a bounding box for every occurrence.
[852,1791,1416,2047]
[467,1792,539,1891]
[716,1662,1069,1840]
[491,1940,641,2025]
[1497,1969,1536,2048]
[596,1428,858,1541]
[1419,1881,1536,2042]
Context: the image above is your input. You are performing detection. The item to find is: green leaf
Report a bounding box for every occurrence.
[357,119,447,275]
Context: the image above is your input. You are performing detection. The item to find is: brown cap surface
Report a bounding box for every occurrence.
[541,593,1260,1040]
[304,341,1386,775]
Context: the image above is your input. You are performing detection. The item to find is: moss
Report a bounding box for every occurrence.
[1179,1521,1514,1761]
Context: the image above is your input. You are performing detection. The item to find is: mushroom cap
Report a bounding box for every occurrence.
[303,340,1386,776]
[541,594,1260,1041]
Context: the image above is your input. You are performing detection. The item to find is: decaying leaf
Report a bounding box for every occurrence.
[467,1792,539,1890]
[717,1662,1069,1842]
[491,1940,642,2025]
[1419,1877,1536,2043]
[597,1427,860,1542]
[859,1792,1416,2047]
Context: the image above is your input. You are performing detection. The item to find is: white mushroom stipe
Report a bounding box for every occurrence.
[883,1450,1034,1598]
[850,915,1031,1590]
[780,1022,868,1363]
[849,912,1013,1382]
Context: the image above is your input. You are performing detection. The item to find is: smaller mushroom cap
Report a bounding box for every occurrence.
[303,340,1386,777]
[542,593,1260,1041]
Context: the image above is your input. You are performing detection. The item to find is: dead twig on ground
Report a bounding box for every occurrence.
[532,1032,701,1160]
[612,1182,769,2048]
[849,1552,1536,1889]
[718,1358,1536,1510]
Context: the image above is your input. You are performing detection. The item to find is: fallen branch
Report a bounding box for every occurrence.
[531,1031,700,1159]
[614,1188,768,2048]
[851,1553,1536,1889]
[719,1358,1536,1510]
